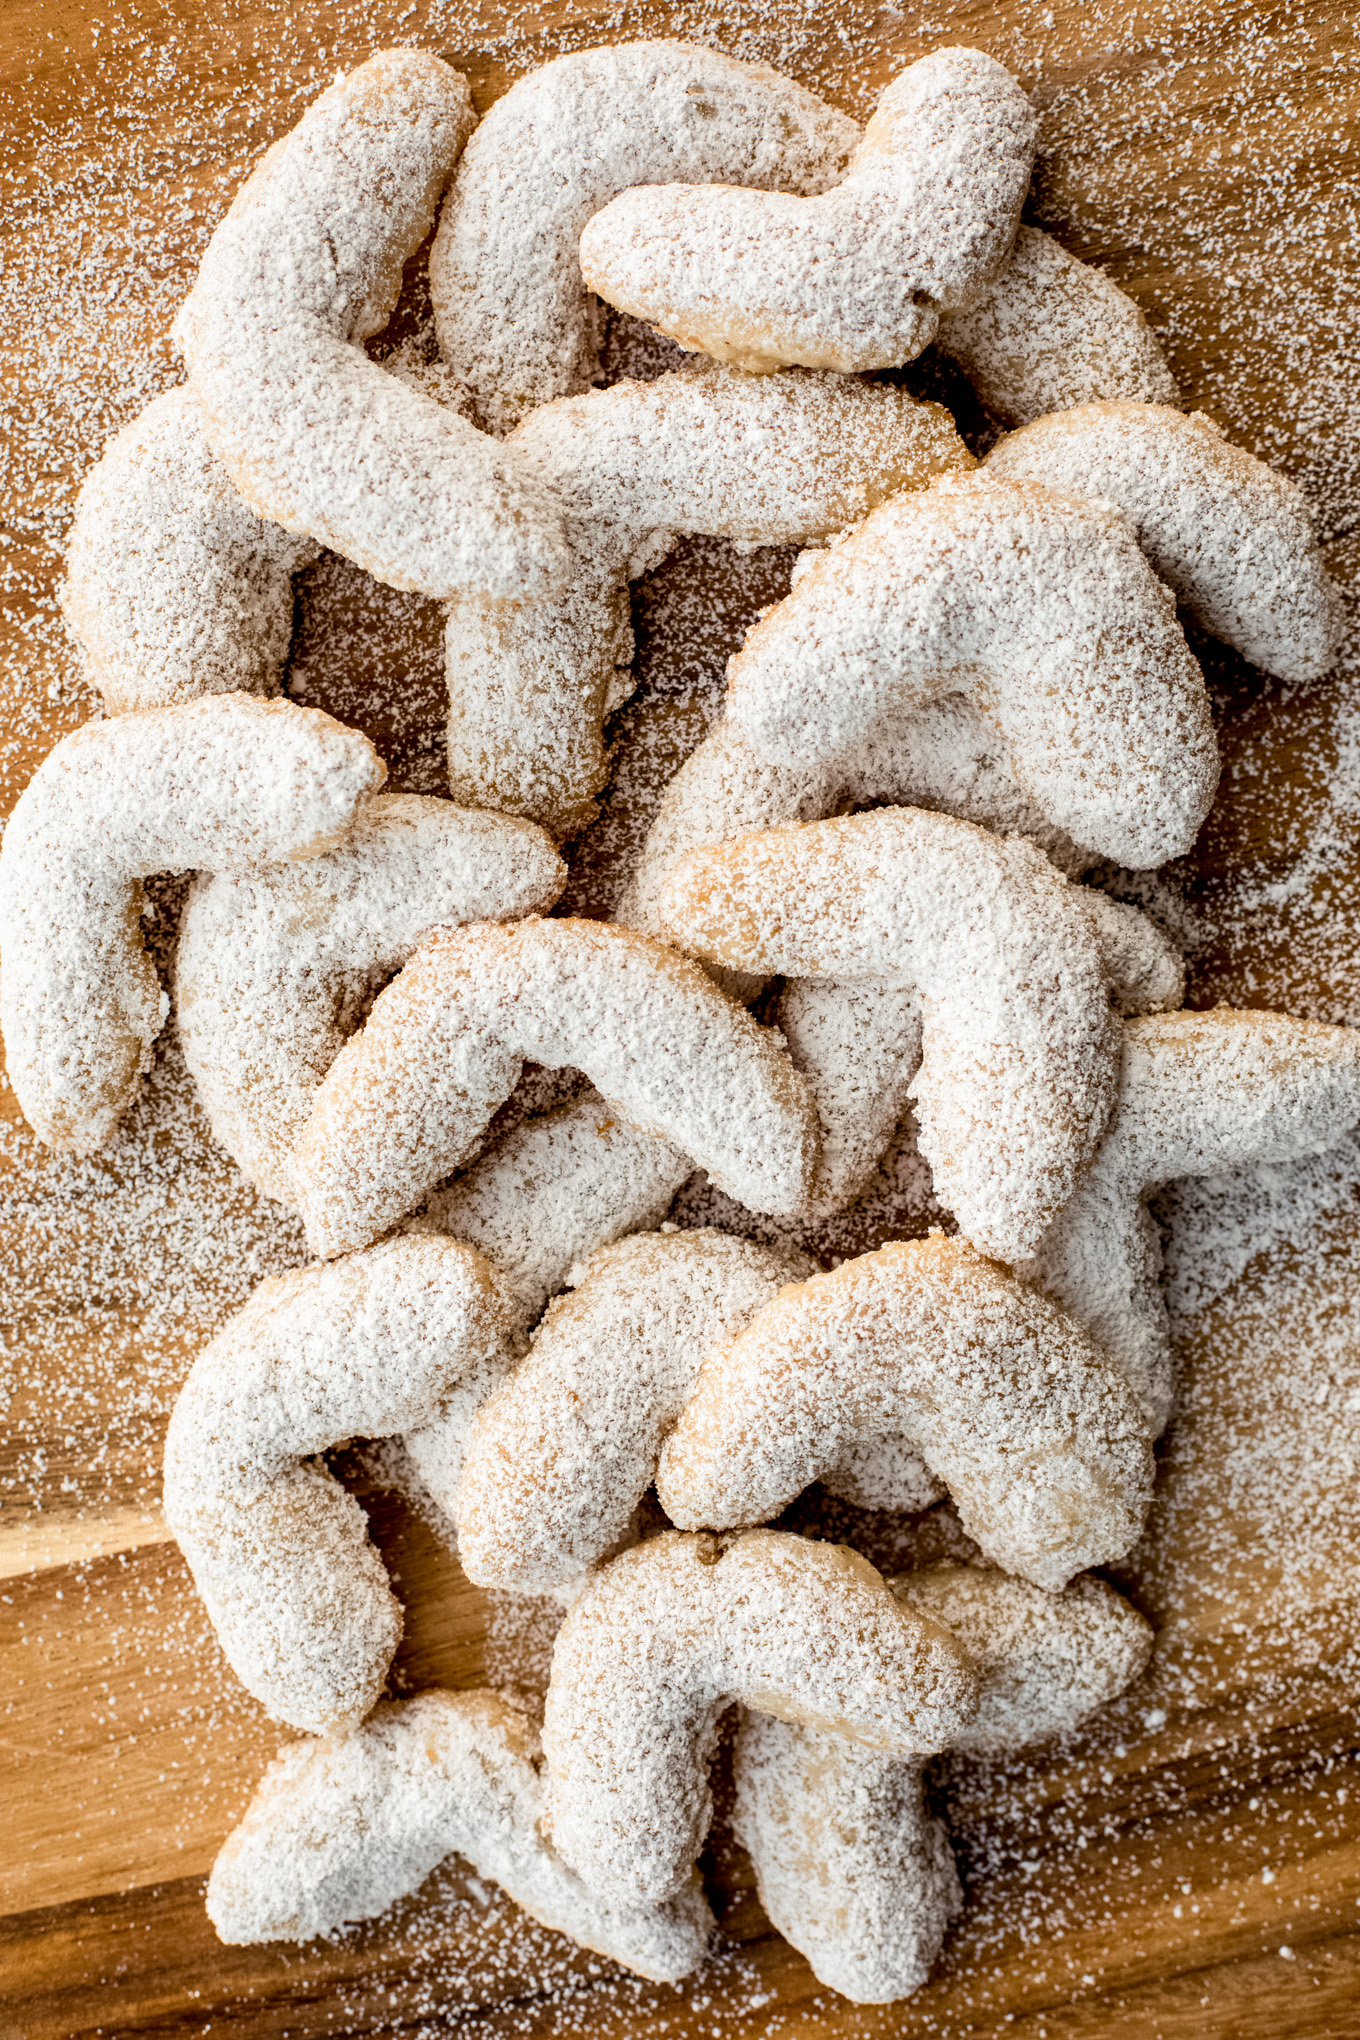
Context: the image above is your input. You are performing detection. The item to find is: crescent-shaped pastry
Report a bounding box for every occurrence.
[456,1230,815,1595]
[578,48,1035,375]
[173,50,569,600]
[541,1530,977,1906]
[429,39,858,430]
[207,1688,713,1982]
[61,385,320,715]
[657,1235,1154,1590]
[175,794,565,1205]
[724,472,1218,870]
[1019,1008,1360,1431]
[445,364,968,832]
[162,1236,515,1736]
[986,401,1336,682]
[292,917,817,1259]
[654,808,1119,1258]
[935,224,1180,425]
[0,694,383,1153]
[735,1567,1152,2002]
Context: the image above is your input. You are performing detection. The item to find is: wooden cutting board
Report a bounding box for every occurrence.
[4,1,1360,2034]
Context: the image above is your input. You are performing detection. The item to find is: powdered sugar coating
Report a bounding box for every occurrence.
[936,224,1180,426]
[457,1230,813,1596]
[293,917,817,1259]
[163,1236,515,1736]
[175,794,564,1206]
[734,1569,1151,2002]
[658,1236,1153,1590]
[726,472,1218,870]
[174,51,569,600]
[61,385,319,715]
[418,1094,693,1327]
[542,1529,977,1907]
[655,808,1119,1258]
[579,49,1035,375]
[986,402,1337,682]
[429,40,857,431]
[446,365,968,832]
[207,1687,712,1982]
[1019,1008,1360,1432]
[0,694,384,1154]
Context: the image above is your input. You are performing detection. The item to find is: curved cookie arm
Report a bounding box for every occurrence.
[175,795,564,1205]
[1020,1009,1360,1431]
[734,1569,1150,2002]
[207,1688,713,1982]
[986,402,1337,682]
[657,1236,1154,1591]
[726,473,1217,869]
[162,1236,516,1735]
[655,808,1118,1259]
[579,49,1035,375]
[446,368,967,833]
[62,386,319,715]
[541,1529,976,1908]
[456,1230,810,1596]
[417,1093,695,1328]
[173,51,568,600]
[0,695,382,1153]
[935,225,1179,427]
[430,39,858,431]
[292,917,818,1259]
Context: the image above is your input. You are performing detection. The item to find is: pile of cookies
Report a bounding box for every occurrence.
[8,38,1355,2006]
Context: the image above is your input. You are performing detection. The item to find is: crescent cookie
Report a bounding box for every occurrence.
[654,808,1120,1259]
[986,402,1337,682]
[657,1234,1154,1590]
[61,385,320,715]
[292,917,818,1260]
[162,1236,516,1737]
[578,49,1036,375]
[1019,1008,1360,1432]
[456,1230,817,1596]
[541,1530,978,1907]
[419,1095,694,1327]
[725,472,1218,871]
[0,694,383,1154]
[735,1568,1152,2002]
[936,224,1180,425]
[174,794,565,1206]
[207,1688,713,1983]
[429,39,858,431]
[173,50,569,601]
[445,365,969,833]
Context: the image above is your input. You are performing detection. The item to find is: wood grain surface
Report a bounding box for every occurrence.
[3,0,1360,2034]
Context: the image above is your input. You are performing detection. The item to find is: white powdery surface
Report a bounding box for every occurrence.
[292,916,817,1258]
[445,363,967,833]
[579,49,1035,375]
[657,1235,1153,1591]
[986,401,1337,683]
[726,470,1218,871]
[174,793,564,1205]
[0,694,383,1155]
[935,225,1180,427]
[163,1235,516,1736]
[655,807,1119,1259]
[61,384,320,715]
[541,1529,977,1907]
[174,49,568,601]
[456,1229,813,1596]
[207,1687,713,1983]
[429,39,858,431]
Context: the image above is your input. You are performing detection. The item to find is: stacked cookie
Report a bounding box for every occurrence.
[9,39,1353,2006]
